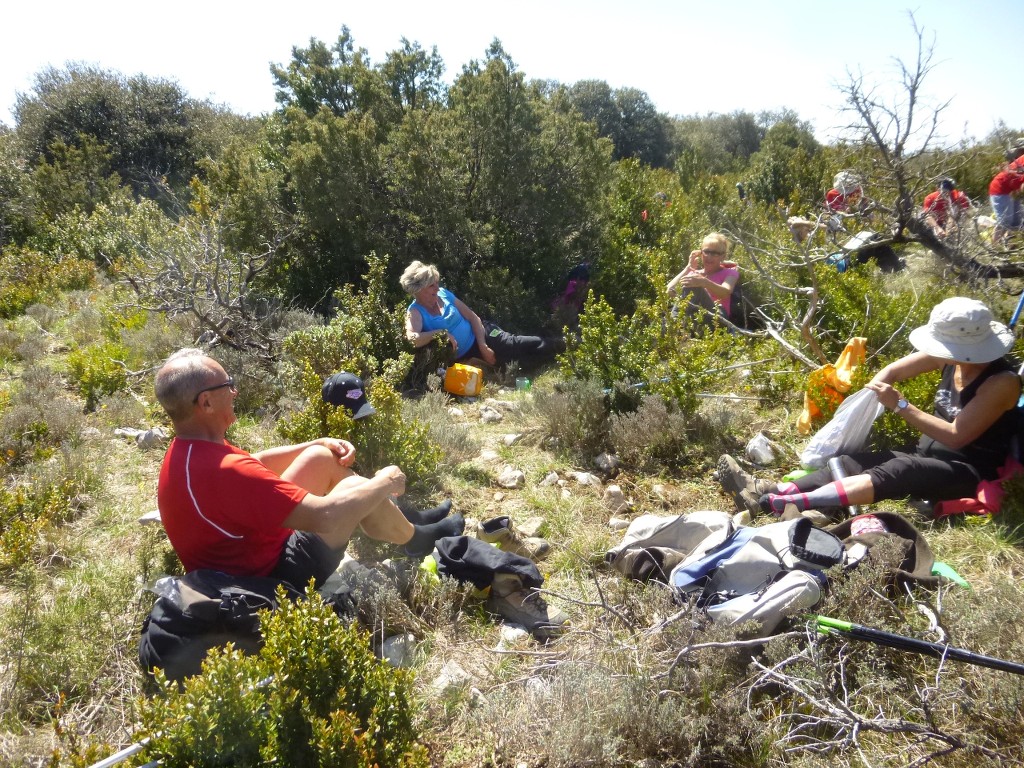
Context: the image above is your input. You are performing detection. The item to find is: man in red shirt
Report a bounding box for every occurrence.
[155,348,463,587]
[824,170,870,240]
[989,139,1024,245]
[825,170,864,213]
[922,178,971,238]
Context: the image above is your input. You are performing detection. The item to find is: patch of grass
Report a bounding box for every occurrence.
[10,268,1024,768]
[0,553,147,725]
[140,589,429,767]
[402,388,480,469]
[525,376,610,462]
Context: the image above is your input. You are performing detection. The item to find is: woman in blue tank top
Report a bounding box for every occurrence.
[400,261,564,367]
[718,297,1021,518]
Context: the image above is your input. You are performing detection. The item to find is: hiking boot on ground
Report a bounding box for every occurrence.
[717,454,776,514]
[476,516,550,561]
[486,582,568,641]
[779,503,843,527]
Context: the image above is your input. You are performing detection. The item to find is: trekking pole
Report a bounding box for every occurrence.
[85,739,155,768]
[809,615,1024,676]
[1006,291,1024,407]
[1008,289,1024,330]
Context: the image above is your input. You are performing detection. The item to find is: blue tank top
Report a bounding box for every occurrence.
[409,288,475,358]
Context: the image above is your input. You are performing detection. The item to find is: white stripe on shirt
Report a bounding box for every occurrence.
[185,442,243,540]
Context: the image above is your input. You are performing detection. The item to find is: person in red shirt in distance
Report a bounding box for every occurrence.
[922,177,972,238]
[989,138,1024,245]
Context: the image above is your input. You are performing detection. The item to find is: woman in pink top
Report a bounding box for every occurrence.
[667,232,740,324]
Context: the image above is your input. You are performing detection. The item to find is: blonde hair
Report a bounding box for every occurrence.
[701,232,729,254]
[400,261,440,295]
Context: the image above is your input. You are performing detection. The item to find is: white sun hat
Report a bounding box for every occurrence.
[908,297,1015,363]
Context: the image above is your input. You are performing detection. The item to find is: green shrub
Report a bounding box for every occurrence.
[33,194,175,271]
[561,292,740,417]
[329,251,409,373]
[593,160,700,318]
[280,316,377,386]
[140,587,429,768]
[277,360,441,490]
[462,265,551,333]
[0,367,86,470]
[529,376,610,461]
[869,367,941,450]
[66,341,130,410]
[23,302,61,331]
[0,247,95,319]
[0,317,53,367]
[0,322,24,364]
[0,452,96,572]
[91,391,149,430]
[609,394,694,473]
[64,302,106,348]
[350,377,443,486]
[277,275,436,485]
[812,266,942,360]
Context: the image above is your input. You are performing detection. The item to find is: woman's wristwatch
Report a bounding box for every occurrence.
[894,398,909,412]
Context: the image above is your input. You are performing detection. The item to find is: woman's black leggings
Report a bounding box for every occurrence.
[791,449,983,503]
[463,321,564,366]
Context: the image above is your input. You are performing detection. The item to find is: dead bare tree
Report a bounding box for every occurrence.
[838,13,1024,278]
[120,203,297,361]
[748,629,1004,767]
[719,15,1018,373]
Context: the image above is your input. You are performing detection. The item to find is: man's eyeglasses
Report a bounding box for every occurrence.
[193,377,236,404]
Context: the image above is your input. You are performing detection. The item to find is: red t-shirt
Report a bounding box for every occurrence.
[825,188,859,212]
[922,189,970,225]
[158,439,308,576]
[989,157,1024,196]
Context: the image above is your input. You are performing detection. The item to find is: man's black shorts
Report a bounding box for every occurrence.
[268,531,345,591]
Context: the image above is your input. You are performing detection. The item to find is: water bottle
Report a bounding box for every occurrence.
[827,456,861,516]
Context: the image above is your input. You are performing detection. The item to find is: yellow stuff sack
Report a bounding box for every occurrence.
[444,363,483,396]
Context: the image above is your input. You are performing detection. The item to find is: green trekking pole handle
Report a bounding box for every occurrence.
[809,615,1024,676]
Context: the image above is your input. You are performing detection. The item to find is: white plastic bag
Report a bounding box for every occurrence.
[799,388,884,469]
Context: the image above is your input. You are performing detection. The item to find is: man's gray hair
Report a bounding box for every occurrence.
[155,348,215,422]
[399,260,440,295]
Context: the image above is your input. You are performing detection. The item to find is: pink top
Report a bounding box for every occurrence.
[704,266,739,317]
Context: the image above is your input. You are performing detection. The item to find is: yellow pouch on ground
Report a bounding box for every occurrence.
[444,363,483,396]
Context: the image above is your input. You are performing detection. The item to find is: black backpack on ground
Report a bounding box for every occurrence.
[138,570,303,685]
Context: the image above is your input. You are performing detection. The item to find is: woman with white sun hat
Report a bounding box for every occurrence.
[719,297,1021,516]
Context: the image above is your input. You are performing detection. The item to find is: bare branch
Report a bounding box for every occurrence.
[116,190,298,361]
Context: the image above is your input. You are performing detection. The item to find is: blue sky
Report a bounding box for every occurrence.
[2,0,1019,145]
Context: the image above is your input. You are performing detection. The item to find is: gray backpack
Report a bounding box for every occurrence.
[608,514,842,634]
